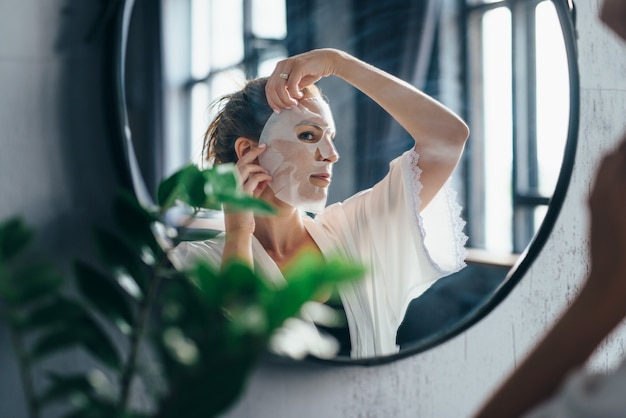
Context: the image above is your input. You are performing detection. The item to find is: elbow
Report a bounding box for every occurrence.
[451,119,470,146]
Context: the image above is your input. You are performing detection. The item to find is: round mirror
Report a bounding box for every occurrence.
[112,0,578,365]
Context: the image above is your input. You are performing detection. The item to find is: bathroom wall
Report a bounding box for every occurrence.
[1,0,625,417]
[223,0,626,416]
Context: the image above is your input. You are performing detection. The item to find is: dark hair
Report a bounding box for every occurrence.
[203,78,273,164]
[203,77,322,165]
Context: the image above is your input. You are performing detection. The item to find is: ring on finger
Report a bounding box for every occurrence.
[279,72,289,80]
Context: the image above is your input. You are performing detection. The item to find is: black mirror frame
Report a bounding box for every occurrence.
[110,0,154,208]
[108,0,579,367]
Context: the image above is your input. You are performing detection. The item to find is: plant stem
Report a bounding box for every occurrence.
[117,207,201,411]
[117,258,166,412]
[4,309,40,418]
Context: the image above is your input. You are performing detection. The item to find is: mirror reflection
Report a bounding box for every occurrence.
[170,47,469,360]
[126,0,573,361]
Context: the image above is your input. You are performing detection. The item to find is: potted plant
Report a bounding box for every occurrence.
[0,163,362,418]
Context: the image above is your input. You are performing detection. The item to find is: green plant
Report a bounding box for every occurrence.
[0,163,363,418]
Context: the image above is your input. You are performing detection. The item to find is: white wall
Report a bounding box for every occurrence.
[223,0,626,417]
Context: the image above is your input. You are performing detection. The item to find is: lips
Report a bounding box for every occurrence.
[310,172,332,186]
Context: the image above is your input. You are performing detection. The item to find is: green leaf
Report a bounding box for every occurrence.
[263,252,364,329]
[219,261,260,293]
[30,328,81,361]
[202,165,276,214]
[180,166,208,208]
[157,166,188,209]
[57,397,119,418]
[8,262,64,305]
[23,296,84,331]
[204,164,238,194]
[217,194,276,215]
[189,261,220,306]
[0,217,33,262]
[38,373,94,406]
[74,261,135,334]
[114,191,161,257]
[158,165,207,209]
[156,354,257,418]
[92,227,147,297]
[30,304,122,370]
[39,370,118,410]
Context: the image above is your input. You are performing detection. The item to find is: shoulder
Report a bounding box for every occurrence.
[169,234,226,270]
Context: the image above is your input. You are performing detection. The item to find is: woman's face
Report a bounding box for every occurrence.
[258,97,339,213]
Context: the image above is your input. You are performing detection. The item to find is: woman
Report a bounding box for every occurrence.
[174,48,469,359]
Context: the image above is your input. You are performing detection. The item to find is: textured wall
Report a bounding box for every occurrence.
[223,0,626,417]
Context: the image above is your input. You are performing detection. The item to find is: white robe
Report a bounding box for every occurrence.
[171,149,467,358]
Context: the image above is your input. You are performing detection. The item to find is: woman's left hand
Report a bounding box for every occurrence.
[265,48,342,112]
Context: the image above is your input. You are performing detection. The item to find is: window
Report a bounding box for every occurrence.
[462,0,569,254]
[161,0,287,175]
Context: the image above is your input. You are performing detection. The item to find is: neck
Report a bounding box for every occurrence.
[254,202,308,254]
[253,190,309,258]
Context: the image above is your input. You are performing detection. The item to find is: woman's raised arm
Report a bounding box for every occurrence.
[266,48,469,209]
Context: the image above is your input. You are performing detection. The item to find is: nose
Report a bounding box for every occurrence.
[315,137,339,163]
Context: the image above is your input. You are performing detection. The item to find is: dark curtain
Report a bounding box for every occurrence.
[286,0,315,55]
[286,0,440,190]
[351,0,440,188]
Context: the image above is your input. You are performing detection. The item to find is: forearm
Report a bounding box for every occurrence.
[221,211,255,270]
[221,231,253,270]
[475,273,626,417]
[331,50,468,146]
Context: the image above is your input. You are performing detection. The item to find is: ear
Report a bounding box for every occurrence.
[234,137,258,160]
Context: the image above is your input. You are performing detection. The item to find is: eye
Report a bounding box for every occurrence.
[298,131,318,142]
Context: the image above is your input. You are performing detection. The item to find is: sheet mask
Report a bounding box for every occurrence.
[258,97,338,214]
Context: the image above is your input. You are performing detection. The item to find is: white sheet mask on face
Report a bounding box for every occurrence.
[258,97,338,214]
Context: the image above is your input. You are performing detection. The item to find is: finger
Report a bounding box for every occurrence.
[267,64,299,110]
[236,163,269,182]
[285,69,305,100]
[242,172,272,196]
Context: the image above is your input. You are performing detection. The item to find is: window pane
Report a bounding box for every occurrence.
[535,0,569,196]
[258,53,286,77]
[252,0,286,39]
[191,0,211,78]
[209,0,244,69]
[534,205,548,235]
[190,82,210,164]
[482,7,513,253]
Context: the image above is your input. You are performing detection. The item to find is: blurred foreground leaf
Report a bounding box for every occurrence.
[30,299,121,371]
[75,261,134,334]
[0,217,33,262]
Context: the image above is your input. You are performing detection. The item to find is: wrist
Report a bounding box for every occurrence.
[330,49,357,79]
